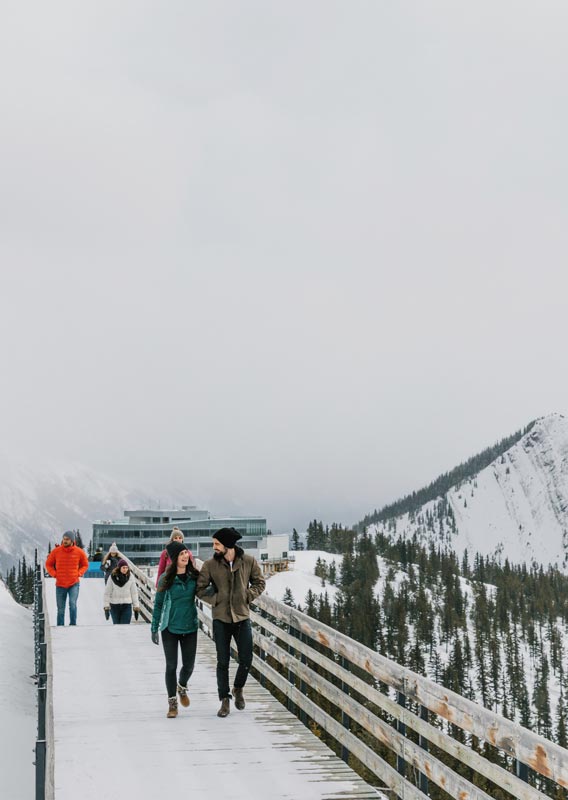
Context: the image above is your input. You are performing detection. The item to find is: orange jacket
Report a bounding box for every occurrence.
[45,544,89,588]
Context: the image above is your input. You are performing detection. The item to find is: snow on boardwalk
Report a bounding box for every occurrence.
[46,579,383,800]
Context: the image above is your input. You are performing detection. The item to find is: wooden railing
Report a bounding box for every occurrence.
[126,560,155,623]
[132,564,568,799]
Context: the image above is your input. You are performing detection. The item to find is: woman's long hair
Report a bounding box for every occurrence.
[158,551,199,592]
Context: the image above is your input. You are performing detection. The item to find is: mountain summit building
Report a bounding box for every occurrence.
[92,506,267,565]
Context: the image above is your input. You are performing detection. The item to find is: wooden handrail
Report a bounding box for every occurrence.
[130,563,568,798]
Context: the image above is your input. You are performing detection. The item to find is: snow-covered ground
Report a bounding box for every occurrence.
[265,548,567,740]
[0,580,35,800]
[264,550,343,606]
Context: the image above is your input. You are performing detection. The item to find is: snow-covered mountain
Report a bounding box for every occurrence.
[369,413,568,569]
[0,457,149,572]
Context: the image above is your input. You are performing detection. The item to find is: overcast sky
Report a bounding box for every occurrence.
[1,2,568,532]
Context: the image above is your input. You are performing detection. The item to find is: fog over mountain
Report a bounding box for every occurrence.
[3,413,568,575]
[368,413,568,569]
[0,458,147,571]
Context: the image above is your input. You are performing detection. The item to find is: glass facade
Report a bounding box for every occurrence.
[92,509,267,566]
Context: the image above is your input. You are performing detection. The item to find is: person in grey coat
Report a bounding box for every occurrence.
[196,527,265,718]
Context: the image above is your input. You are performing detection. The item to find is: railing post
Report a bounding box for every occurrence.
[515,759,529,783]
[299,631,308,725]
[418,704,429,795]
[397,688,407,777]
[340,656,350,764]
[258,608,267,687]
[37,671,47,740]
[35,740,46,800]
[287,622,296,714]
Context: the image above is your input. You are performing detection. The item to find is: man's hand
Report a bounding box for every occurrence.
[151,630,159,645]
[134,608,140,621]
[104,608,110,621]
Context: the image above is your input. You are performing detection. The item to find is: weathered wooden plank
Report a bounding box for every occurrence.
[257,633,495,800]
[250,648,427,800]
[250,610,551,800]
[255,594,568,789]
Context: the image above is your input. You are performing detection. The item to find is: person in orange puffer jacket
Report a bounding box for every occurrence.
[45,531,89,626]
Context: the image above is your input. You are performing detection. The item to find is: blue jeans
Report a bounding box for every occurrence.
[56,583,80,626]
[110,604,132,624]
[213,618,253,700]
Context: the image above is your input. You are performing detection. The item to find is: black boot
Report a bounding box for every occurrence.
[233,686,245,710]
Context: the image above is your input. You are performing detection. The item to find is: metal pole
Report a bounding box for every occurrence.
[35,741,46,800]
[34,559,47,800]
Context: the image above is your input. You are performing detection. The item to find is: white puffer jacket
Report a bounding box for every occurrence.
[104,572,140,607]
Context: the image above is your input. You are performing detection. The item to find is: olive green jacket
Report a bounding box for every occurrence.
[196,548,265,623]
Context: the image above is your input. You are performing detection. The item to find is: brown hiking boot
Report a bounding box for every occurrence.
[217,697,230,718]
[167,697,178,718]
[233,686,245,710]
[177,683,190,708]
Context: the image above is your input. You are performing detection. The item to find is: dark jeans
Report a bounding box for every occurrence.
[56,583,80,626]
[213,618,253,700]
[161,628,198,698]
[110,604,132,624]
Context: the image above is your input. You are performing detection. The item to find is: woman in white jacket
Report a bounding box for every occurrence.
[104,559,140,624]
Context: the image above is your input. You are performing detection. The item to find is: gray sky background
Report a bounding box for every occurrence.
[1,2,568,531]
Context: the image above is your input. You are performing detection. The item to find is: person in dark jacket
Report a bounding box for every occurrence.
[101,542,122,584]
[151,541,200,718]
[196,527,265,718]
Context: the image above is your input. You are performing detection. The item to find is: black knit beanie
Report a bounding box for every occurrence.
[213,527,242,549]
[166,541,189,561]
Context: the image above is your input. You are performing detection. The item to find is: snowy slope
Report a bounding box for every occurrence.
[0,579,35,799]
[264,550,343,606]
[265,549,566,741]
[0,457,147,572]
[370,413,568,568]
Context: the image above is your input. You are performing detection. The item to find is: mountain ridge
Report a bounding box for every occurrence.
[363,413,568,569]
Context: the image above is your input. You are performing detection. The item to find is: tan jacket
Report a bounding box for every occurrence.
[196,548,265,623]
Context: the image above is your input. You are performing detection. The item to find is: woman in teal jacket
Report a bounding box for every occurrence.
[151,541,200,718]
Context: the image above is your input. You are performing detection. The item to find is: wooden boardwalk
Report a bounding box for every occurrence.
[46,579,384,800]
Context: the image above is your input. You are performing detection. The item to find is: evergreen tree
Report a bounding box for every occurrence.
[291,529,302,551]
[556,689,567,749]
[282,587,296,607]
[304,589,317,617]
[533,654,552,738]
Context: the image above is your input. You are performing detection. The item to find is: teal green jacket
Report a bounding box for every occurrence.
[152,574,198,635]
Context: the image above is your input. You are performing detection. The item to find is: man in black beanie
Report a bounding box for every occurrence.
[196,527,265,717]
